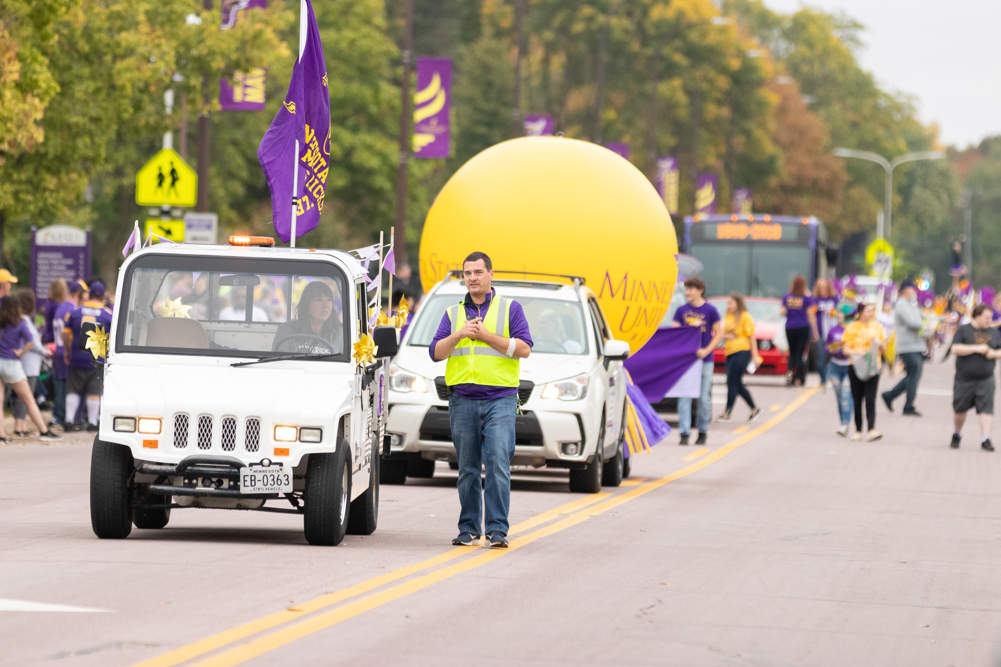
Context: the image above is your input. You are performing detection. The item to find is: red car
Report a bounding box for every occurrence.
[707,296,789,375]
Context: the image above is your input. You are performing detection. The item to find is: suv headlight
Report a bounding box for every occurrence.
[540,374,589,401]
[389,365,430,393]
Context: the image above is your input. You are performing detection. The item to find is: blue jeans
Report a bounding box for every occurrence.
[448,393,517,538]
[678,360,714,435]
[883,351,924,412]
[827,362,852,426]
[814,339,829,383]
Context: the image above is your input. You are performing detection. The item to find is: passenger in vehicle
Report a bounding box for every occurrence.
[532,308,583,353]
[219,288,270,322]
[272,281,343,353]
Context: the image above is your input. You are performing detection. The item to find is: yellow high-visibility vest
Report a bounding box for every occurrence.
[445,296,520,388]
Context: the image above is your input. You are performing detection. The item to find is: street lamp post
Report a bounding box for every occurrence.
[833,148,945,239]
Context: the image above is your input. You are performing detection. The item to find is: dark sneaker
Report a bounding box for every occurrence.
[679,433,689,446]
[881,392,894,412]
[950,433,961,449]
[748,408,761,423]
[487,534,509,549]
[695,431,707,445]
[451,533,480,546]
[39,430,60,442]
[86,423,99,432]
[982,439,995,452]
[902,409,922,417]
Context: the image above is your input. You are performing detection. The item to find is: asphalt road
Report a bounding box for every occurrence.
[3,359,1001,666]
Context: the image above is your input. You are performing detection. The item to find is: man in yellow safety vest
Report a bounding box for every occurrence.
[430,251,533,548]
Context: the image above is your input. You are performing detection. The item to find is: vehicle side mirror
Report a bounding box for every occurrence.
[373,326,399,358]
[603,339,630,361]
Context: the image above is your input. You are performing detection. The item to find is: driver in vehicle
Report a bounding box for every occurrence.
[273,281,343,354]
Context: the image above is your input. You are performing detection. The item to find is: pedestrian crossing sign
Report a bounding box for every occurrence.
[135,148,197,207]
[144,218,186,243]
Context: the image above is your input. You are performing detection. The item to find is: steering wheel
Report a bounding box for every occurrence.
[272,334,336,354]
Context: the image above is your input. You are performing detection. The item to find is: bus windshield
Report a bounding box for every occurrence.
[116,254,351,361]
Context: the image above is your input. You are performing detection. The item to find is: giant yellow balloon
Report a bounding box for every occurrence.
[419,136,678,352]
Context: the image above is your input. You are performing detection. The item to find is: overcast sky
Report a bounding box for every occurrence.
[763,0,999,149]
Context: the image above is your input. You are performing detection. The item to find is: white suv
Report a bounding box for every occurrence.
[384,272,630,493]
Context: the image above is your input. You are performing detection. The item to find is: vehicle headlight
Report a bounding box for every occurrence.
[274,425,298,442]
[113,416,136,433]
[299,427,323,443]
[540,374,589,401]
[389,365,430,393]
[758,339,772,351]
[137,417,162,434]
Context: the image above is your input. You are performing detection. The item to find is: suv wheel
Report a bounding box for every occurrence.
[90,438,134,539]
[381,457,408,485]
[407,456,435,478]
[304,445,351,546]
[569,413,604,494]
[347,439,380,535]
[602,444,623,487]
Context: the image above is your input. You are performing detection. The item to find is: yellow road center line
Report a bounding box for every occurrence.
[169,386,819,667]
[619,477,645,487]
[136,492,609,667]
[682,449,710,462]
[770,404,782,411]
[733,425,749,434]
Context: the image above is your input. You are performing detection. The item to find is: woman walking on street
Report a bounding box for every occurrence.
[0,296,59,443]
[843,301,888,441]
[782,275,819,386]
[826,305,855,437]
[13,289,49,437]
[812,278,839,385]
[719,294,762,423]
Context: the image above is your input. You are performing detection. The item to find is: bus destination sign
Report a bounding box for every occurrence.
[697,222,805,242]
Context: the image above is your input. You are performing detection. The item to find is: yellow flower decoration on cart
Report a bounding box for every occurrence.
[394,295,409,329]
[84,325,109,361]
[154,297,192,319]
[375,310,390,326]
[353,333,375,366]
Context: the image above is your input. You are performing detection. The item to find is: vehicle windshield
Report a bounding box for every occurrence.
[689,242,811,298]
[117,253,351,361]
[408,294,590,355]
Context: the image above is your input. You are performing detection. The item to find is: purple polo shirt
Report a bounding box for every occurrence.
[429,289,533,399]
[782,293,815,329]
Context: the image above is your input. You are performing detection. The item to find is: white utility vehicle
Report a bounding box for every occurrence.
[385,272,630,493]
[90,237,396,546]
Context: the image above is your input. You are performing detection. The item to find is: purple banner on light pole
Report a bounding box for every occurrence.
[220,68,267,111]
[31,225,91,314]
[655,156,679,214]
[523,114,553,136]
[413,57,452,159]
[220,0,267,110]
[733,187,752,215]
[605,142,629,160]
[221,0,268,29]
[695,172,718,215]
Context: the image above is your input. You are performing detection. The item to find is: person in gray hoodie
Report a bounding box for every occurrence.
[882,281,927,416]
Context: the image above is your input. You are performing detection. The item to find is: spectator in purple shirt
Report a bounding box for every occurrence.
[429,251,533,549]
[671,277,723,446]
[781,275,819,387]
[0,296,59,442]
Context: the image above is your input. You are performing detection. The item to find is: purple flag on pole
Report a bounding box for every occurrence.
[624,380,672,458]
[121,222,140,258]
[655,156,679,214]
[383,248,396,276]
[413,58,451,158]
[624,327,702,402]
[220,1,267,110]
[695,173,718,215]
[257,0,330,244]
[605,142,629,160]
[523,114,553,136]
[732,187,752,215]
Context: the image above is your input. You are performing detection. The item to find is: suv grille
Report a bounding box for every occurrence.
[245,417,261,452]
[197,415,213,450]
[221,416,237,451]
[173,413,189,449]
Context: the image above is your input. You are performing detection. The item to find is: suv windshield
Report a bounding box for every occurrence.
[117,253,351,360]
[409,294,590,355]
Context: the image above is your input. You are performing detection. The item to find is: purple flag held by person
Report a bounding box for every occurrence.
[623,379,672,459]
[624,326,702,403]
[257,0,330,243]
[413,58,452,158]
